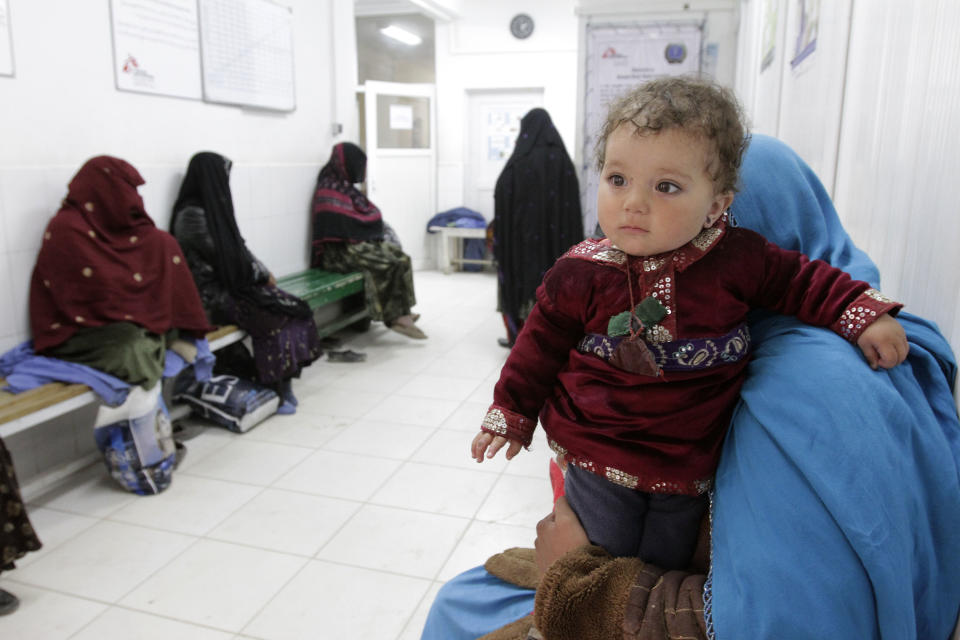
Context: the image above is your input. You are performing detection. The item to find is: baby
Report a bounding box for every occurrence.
[471,76,908,569]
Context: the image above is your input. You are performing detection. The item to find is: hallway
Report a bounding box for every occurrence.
[1,270,552,640]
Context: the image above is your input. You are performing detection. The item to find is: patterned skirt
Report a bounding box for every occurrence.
[225,289,323,385]
[320,241,416,325]
[1,438,41,574]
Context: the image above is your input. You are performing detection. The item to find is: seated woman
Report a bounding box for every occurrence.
[0,437,42,616]
[310,142,425,340]
[30,156,211,389]
[420,135,960,639]
[171,152,322,413]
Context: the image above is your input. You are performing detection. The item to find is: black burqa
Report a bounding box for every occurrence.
[493,109,584,343]
[171,152,309,319]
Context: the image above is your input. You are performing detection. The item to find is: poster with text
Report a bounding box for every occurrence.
[110,0,202,99]
[581,23,702,234]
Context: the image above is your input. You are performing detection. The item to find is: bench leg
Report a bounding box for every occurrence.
[439,232,453,274]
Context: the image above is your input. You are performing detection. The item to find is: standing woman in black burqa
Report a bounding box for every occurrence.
[493,108,583,347]
[171,152,322,414]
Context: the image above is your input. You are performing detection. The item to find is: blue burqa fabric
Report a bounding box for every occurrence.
[709,134,960,639]
[420,134,960,639]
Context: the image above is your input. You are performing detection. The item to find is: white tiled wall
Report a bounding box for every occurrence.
[0,161,327,491]
[0,162,323,354]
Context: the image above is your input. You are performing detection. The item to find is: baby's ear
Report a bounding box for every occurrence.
[705,192,734,228]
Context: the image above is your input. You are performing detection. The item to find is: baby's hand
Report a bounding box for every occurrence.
[857,313,909,369]
[471,431,523,462]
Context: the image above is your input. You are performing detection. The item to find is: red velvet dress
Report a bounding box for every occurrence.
[481,222,901,495]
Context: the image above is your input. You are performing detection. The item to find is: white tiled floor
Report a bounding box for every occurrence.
[0,270,556,640]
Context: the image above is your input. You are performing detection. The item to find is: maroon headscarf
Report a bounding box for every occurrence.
[310,143,384,263]
[30,156,211,352]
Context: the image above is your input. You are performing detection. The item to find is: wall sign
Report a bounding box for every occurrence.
[110,0,203,99]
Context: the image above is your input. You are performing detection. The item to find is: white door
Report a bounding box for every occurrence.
[362,80,436,270]
[465,89,545,221]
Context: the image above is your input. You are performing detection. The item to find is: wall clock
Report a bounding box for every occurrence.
[510,13,534,40]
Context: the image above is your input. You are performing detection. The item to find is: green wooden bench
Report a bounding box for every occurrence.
[276,269,370,338]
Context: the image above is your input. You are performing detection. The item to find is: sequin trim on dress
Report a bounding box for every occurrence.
[481,408,508,436]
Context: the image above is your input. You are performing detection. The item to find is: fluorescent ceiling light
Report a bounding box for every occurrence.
[380,25,422,46]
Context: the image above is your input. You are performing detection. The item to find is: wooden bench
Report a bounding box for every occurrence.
[0,269,368,436]
[0,324,246,439]
[276,269,370,337]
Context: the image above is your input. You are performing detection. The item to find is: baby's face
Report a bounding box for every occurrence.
[597,126,733,257]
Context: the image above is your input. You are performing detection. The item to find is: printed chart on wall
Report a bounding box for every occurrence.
[109,0,203,99]
[581,23,702,234]
[198,0,296,112]
[1,0,14,77]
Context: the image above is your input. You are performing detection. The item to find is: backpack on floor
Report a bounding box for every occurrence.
[172,374,279,433]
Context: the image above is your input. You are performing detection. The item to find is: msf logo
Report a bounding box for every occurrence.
[122,55,139,73]
[121,54,155,84]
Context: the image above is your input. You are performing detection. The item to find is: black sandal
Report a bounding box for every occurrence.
[0,589,20,616]
[327,349,367,363]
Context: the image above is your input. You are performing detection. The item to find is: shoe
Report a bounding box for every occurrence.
[390,323,427,339]
[276,399,296,415]
[327,349,367,362]
[0,589,19,616]
[279,380,298,406]
[497,337,514,349]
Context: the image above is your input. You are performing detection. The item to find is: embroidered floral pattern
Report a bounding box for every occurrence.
[578,324,750,371]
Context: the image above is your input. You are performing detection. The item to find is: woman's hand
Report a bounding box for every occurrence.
[535,496,589,578]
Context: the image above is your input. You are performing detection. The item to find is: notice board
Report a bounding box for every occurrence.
[580,22,702,233]
[198,0,296,111]
[110,0,203,99]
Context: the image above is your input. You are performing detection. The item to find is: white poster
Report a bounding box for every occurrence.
[0,0,13,77]
[389,104,413,130]
[581,23,702,233]
[110,0,202,99]
[198,0,296,112]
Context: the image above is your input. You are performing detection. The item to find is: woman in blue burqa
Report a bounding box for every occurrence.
[419,134,960,640]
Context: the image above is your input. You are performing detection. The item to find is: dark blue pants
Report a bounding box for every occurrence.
[563,465,707,569]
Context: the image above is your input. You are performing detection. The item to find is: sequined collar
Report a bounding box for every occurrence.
[563,217,727,273]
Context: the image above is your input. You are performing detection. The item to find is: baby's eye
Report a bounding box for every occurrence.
[608,174,625,187]
[655,181,680,193]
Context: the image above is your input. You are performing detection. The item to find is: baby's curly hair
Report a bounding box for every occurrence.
[595,75,749,194]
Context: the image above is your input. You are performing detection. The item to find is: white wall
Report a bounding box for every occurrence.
[0,0,358,490]
[736,0,960,398]
[434,0,581,213]
[0,0,356,355]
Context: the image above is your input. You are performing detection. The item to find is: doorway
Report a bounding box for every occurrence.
[361,80,436,270]
[464,89,545,221]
